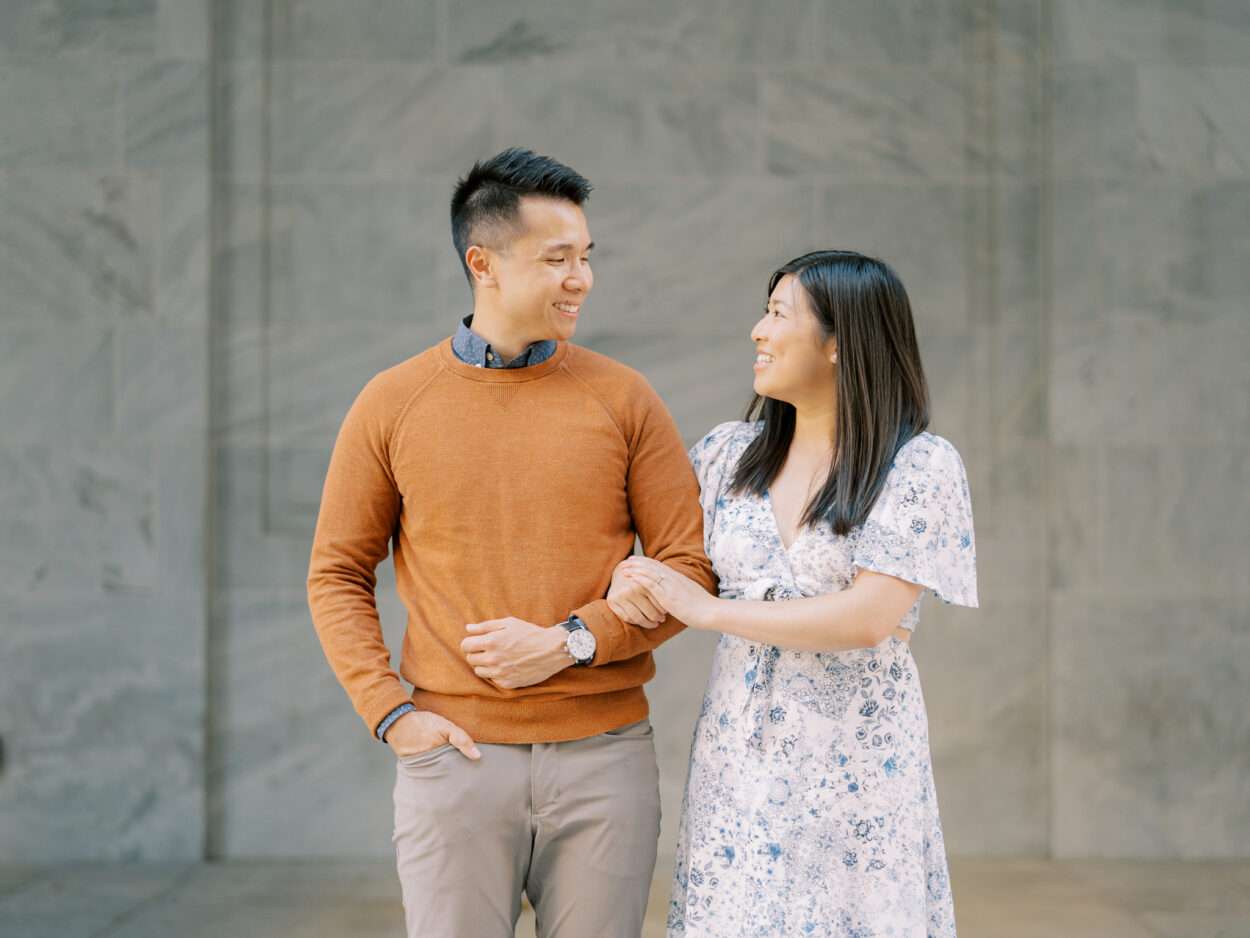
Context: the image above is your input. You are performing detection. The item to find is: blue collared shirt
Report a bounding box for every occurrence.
[374,315,559,742]
[450,314,558,370]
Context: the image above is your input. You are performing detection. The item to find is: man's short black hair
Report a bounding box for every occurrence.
[450,147,592,285]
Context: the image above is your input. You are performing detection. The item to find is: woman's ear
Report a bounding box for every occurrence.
[825,336,839,366]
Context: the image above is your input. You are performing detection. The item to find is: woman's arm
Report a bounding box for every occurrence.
[617,557,922,652]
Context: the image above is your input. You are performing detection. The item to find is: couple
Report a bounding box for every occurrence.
[307,147,978,938]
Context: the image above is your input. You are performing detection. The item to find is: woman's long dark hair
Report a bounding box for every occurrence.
[731,250,930,536]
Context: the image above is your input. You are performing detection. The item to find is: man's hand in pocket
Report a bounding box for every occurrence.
[387,710,480,760]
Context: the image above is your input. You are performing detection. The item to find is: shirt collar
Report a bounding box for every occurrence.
[452,315,558,369]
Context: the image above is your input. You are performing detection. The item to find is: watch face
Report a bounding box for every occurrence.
[567,628,596,662]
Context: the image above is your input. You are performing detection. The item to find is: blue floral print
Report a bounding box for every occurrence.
[668,421,978,938]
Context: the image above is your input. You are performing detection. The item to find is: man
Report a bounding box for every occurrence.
[307,147,714,938]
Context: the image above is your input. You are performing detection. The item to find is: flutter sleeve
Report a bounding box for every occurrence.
[850,434,979,608]
[687,420,750,554]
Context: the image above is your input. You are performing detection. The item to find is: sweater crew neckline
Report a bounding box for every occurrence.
[438,335,570,382]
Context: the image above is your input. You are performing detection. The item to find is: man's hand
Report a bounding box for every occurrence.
[460,617,572,689]
[386,709,480,760]
[607,560,668,628]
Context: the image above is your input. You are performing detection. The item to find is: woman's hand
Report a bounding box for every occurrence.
[617,557,719,631]
[607,559,668,628]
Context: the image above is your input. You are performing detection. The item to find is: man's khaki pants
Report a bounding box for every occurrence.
[391,717,661,938]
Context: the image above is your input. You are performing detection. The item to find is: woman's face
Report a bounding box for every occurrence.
[750,273,837,406]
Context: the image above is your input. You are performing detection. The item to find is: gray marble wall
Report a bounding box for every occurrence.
[2,0,1247,864]
[0,0,212,861]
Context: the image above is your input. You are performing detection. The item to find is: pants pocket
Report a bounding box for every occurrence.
[602,717,653,739]
[396,742,456,767]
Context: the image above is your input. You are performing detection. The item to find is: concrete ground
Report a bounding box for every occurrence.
[1,858,1247,937]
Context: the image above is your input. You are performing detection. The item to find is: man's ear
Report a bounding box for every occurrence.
[465,244,497,289]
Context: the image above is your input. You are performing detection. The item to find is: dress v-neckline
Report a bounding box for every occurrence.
[763,488,806,554]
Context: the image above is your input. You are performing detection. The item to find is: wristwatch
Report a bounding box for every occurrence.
[560,614,596,666]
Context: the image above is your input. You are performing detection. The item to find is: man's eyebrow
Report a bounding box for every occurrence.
[545,241,595,253]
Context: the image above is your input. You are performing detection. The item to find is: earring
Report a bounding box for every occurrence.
[831,354,838,364]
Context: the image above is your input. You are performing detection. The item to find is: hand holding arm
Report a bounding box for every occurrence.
[606,560,669,628]
[619,557,922,652]
[614,557,721,631]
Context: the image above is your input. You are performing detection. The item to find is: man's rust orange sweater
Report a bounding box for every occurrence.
[307,337,715,743]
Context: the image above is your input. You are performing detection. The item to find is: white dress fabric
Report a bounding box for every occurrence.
[668,421,978,938]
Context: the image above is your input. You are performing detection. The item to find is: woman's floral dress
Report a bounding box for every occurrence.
[668,421,978,938]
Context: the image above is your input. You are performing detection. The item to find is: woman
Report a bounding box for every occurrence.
[610,251,977,937]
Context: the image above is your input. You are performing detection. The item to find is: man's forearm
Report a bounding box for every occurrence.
[307,564,413,735]
[307,373,410,737]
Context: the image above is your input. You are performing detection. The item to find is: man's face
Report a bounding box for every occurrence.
[488,196,594,342]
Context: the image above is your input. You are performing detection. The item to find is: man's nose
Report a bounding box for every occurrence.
[566,267,591,294]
